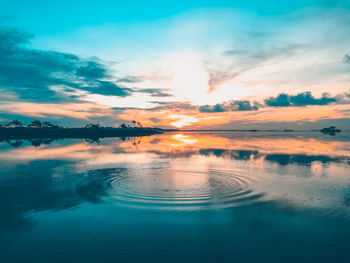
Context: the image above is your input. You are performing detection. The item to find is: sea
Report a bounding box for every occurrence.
[0,131,349,263]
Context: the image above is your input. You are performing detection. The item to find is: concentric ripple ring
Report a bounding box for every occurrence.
[105,168,264,210]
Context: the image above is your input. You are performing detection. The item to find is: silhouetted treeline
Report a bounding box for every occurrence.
[0,136,144,148]
[0,119,162,140]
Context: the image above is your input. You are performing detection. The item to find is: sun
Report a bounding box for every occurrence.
[166,53,214,105]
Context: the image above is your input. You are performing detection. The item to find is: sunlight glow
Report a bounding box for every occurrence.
[172,134,198,144]
[169,114,199,128]
[167,53,212,105]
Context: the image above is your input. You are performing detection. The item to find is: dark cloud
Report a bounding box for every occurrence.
[198,91,345,114]
[344,54,350,64]
[199,104,226,113]
[76,60,107,80]
[88,80,131,96]
[199,100,259,113]
[264,93,290,107]
[0,26,131,102]
[264,92,337,107]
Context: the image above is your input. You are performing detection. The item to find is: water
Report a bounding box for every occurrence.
[0,131,350,263]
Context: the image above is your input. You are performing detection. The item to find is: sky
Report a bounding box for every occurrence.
[0,0,350,129]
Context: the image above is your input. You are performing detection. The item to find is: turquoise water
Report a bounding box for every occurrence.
[0,131,350,262]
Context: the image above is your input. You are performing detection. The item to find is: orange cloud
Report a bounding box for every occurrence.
[116,104,350,129]
[0,101,114,120]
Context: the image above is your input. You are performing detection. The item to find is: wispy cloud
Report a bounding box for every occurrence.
[132,88,173,97]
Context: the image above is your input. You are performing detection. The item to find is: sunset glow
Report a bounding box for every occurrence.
[1,2,350,262]
[0,1,348,129]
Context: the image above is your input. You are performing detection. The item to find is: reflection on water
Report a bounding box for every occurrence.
[0,131,350,262]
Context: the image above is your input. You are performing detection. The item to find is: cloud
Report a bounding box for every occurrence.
[0,26,131,102]
[207,43,306,93]
[149,117,160,123]
[199,104,226,113]
[198,91,346,114]
[147,101,197,111]
[199,100,259,113]
[221,44,304,61]
[333,93,350,105]
[87,80,131,96]
[264,92,337,107]
[133,88,173,97]
[117,75,144,83]
[344,54,350,64]
[112,101,195,112]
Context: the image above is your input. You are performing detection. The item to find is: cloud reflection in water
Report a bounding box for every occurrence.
[0,131,349,231]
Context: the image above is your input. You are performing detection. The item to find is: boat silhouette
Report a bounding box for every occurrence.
[320,126,341,135]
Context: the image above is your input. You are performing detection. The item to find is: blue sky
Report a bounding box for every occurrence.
[0,0,349,128]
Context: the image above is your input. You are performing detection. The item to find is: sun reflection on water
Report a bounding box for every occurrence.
[0,132,349,210]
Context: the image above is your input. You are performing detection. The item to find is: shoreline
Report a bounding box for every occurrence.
[0,127,163,140]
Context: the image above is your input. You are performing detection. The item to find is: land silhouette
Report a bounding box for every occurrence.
[0,119,163,140]
[0,119,341,144]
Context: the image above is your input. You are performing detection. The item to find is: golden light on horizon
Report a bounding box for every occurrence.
[172,134,198,145]
[169,114,199,128]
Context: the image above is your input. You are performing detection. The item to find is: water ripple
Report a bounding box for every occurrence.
[105,168,264,210]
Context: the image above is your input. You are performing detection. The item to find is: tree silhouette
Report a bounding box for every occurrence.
[120,123,128,129]
[42,121,56,128]
[131,120,142,128]
[6,120,23,127]
[6,140,23,147]
[29,119,42,128]
[86,122,101,129]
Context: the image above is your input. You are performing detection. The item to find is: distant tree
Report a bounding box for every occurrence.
[7,140,23,148]
[132,137,141,145]
[29,139,43,147]
[85,138,101,144]
[131,120,143,128]
[29,119,42,128]
[120,123,128,129]
[6,120,23,127]
[86,122,101,129]
[42,121,57,128]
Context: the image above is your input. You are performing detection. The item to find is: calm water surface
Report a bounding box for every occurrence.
[0,131,350,263]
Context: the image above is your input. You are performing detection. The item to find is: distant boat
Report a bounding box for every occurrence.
[320,126,341,135]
